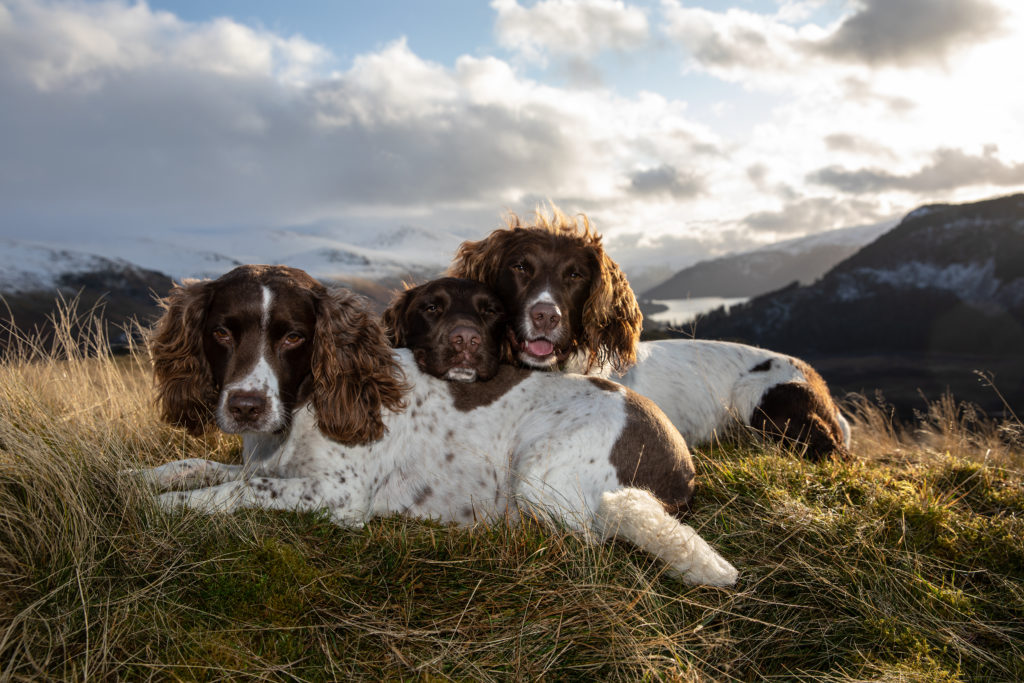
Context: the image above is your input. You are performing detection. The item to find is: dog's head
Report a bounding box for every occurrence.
[149,264,407,445]
[382,277,505,382]
[448,206,642,374]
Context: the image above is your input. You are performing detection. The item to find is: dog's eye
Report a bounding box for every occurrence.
[511,262,526,272]
[424,303,440,313]
[212,327,231,344]
[282,332,305,347]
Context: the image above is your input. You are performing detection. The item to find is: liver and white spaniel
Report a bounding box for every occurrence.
[447,207,851,460]
[140,265,737,587]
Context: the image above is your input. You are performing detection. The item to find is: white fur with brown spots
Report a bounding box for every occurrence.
[140,269,738,587]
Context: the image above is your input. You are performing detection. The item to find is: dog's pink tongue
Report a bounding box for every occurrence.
[526,339,554,357]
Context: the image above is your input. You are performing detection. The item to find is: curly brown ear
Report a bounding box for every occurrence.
[381,286,416,348]
[312,288,409,445]
[148,280,217,434]
[582,248,643,375]
[446,228,516,286]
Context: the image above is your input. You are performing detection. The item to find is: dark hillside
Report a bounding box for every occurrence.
[1,265,174,353]
[680,194,1024,414]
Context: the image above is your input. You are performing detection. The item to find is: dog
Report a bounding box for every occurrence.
[139,265,738,587]
[447,206,851,460]
[381,277,505,383]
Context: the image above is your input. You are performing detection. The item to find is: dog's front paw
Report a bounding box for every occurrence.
[156,482,247,514]
[330,508,368,528]
[130,459,212,491]
[156,490,195,512]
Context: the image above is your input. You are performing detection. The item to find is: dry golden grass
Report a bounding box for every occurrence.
[1,306,1022,680]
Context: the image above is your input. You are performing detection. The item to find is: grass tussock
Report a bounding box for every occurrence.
[1,308,1022,681]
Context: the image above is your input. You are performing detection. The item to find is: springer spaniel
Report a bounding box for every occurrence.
[139,265,738,587]
[381,277,505,383]
[447,207,851,460]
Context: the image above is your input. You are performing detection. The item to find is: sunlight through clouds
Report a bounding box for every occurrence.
[1,0,1022,277]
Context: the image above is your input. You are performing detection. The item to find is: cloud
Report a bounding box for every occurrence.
[3,0,1023,268]
[823,133,897,159]
[627,164,704,199]
[604,230,721,275]
[817,0,1005,67]
[742,196,883,234]
[661,0,1010,86]
[492,0,649,64]
[0,1,720,239]
[808,147,1024,194]
[0,0,328,90]
[660,2,805,81]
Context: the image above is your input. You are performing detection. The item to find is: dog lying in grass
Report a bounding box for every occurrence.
[139,266,738,587]
[448,206,851,460]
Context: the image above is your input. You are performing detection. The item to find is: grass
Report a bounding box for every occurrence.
[1,307,1022,680]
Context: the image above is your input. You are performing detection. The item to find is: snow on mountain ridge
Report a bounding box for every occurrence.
[0,222,466,293]
[834,259,1000,303]
[0,239,145,293]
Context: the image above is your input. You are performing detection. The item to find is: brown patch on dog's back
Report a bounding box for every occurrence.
[447,364,531,412]
[587,376,622,393]
[750,359,848,461]
[609,389,696,511]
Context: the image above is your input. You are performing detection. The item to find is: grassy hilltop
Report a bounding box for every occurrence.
[1,310,1022,681]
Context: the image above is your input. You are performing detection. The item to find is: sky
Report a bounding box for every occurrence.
[2,0,1023,275]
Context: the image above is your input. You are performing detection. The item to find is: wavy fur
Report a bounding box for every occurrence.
[149,280,217,435]
[312,288,409,444]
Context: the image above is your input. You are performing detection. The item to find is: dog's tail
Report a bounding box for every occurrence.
[595,488,738,587]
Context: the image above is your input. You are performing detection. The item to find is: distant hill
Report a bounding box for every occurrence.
[689,194,1024,355]
[683,194,1024,415]
[0,242,175,352]
[0,236,434,352]
[642,220,894,299]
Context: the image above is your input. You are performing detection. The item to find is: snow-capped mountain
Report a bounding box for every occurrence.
[689,193,1024,356]
[642,219,896,300]
[6,221,469,285]
[0,239,173,294]
[0,222,470,348]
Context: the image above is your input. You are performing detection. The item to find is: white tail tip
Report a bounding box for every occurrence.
[597,488,738,587]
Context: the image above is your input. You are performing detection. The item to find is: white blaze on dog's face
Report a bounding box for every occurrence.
[497,241,595,369]
[202,281,318,433]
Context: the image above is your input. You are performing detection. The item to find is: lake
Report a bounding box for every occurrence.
[645,297,748,326]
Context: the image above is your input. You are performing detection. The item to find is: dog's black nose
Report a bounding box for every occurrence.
[449,325,482,351]
[530,302,561,334]
[227,391,267,422]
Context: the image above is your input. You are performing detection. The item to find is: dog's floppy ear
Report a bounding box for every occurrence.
[581,248,643,375]
[311,288,408,445]
[149,279,218,434]
[381,284,418,348]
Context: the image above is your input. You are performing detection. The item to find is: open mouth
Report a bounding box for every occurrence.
[510,329,569,365]
[523,338,555,359]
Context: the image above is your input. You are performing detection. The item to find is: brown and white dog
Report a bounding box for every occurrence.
[382,277,505,383]
[447,207,851,460]
[139,265,738,587]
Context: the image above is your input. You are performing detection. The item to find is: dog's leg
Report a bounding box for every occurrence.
[133,458,244,491]
[155,477,370,527]
[595,487,738,587]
